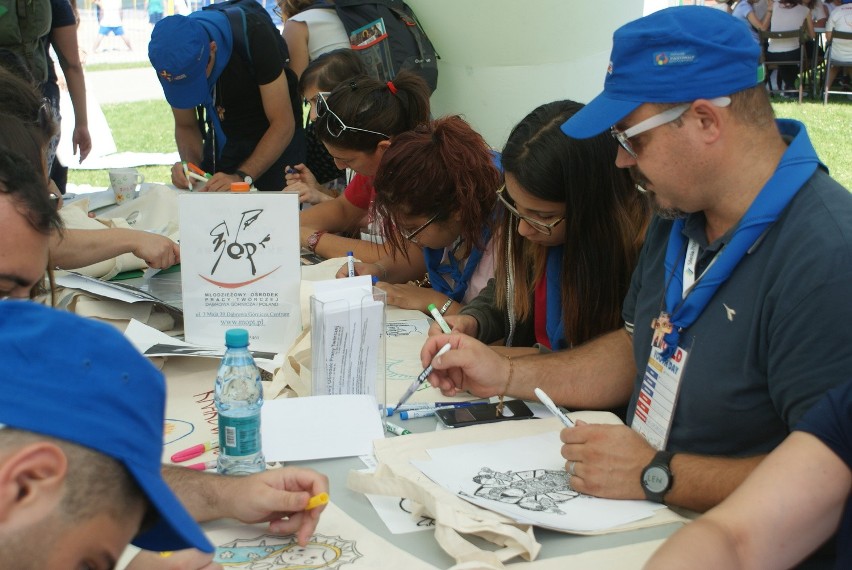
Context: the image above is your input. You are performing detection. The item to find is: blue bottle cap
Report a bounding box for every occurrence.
[225,328,249,348]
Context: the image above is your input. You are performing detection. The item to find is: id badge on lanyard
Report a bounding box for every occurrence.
[631,343,690,451]
[631,240,700,450]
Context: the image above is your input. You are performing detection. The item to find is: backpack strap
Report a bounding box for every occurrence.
[221,6,253,70]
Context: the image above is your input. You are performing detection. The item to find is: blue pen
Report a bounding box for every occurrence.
[399,401,482,420]
[286,166,297,175]
[346,251,355,277]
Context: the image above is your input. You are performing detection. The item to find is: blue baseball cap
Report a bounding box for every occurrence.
[562,7,762,139]
[149,15,212,109]
[0,301,213,553]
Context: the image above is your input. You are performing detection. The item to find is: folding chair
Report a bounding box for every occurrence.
[823,30,852,104]
[761,29,806,103]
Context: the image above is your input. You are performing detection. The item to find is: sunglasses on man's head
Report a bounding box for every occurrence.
[315,92,390,140]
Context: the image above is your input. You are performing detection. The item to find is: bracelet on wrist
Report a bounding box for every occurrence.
[497,357,514,417]
[439,298,454,315]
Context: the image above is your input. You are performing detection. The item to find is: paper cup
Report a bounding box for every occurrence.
[109,168,144,204]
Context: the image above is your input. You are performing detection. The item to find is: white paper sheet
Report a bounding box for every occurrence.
[411,431,663,532]
[124,319,282,374]
[261,395,384,461]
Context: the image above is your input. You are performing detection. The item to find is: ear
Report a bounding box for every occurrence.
[375,139,392,155]
[0,443,67,529]
[689,99,724,145]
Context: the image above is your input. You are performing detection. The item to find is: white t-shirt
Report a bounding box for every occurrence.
[289,9,350,61]
[99,0,123,27]
[768,2,811,52]
[827,4,852,62]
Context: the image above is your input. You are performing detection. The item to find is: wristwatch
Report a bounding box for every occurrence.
[234,169,253,186]
[307,230,327,253]
[640,450,674,503]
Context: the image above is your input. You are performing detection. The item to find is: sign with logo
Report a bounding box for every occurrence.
[179,193,301,353]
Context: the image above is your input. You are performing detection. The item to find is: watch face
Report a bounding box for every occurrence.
[642,466,670,493]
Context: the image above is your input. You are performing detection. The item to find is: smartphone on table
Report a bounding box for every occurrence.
[435,400,535,428]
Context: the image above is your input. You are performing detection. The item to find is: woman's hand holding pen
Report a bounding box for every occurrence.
[427,314,479,337]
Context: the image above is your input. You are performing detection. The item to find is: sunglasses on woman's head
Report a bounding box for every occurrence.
[315,92,390,140]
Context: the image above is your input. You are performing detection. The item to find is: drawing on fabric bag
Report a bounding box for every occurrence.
[465,467,579,514]
[384,357,421,383]
[398,498,436,528]
[214,533,362,568]
[163,418,194,445]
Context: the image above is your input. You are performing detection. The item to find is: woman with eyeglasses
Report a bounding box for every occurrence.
[342,115,502,316]
[297,70,431,278]
[433,100,650,354]
[284,49,366,203]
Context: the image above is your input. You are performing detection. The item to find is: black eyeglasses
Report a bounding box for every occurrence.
[315,91,390,140]
[400,212,439,244]
[496,185,564,236]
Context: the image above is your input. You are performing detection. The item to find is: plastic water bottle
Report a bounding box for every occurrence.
[215,328,266,475]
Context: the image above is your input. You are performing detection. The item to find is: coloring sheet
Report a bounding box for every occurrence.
[204,502,439,569]
[411,431,663,533]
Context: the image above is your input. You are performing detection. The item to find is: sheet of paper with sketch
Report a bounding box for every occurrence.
[411,431,664,533]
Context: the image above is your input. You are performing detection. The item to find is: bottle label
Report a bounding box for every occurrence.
[218,415,261,456]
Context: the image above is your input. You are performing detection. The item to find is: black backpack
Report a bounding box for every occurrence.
[310,0,438,93]
[201,0,302,128]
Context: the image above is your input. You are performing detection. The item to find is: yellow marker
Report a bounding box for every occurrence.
[159,552,173,558]
[306,492,329,511]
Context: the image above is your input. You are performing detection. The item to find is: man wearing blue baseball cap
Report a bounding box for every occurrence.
[0,301,213,567]
[148,8,304,192]
[0,148,328,568]
[421,5,852,529]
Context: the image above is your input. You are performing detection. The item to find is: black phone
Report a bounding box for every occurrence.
[435,400,535,428]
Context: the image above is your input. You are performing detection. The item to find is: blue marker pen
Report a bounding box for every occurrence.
[400,409,436,419]
[347,251,355,277]
[286,166,297,175]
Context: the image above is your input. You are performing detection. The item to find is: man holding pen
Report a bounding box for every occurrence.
[148,11,304,192]
[420,9,852,557]
[0,148,328,569]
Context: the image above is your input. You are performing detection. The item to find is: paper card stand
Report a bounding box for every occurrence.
[178,193,301,354]
[310,286,386,407]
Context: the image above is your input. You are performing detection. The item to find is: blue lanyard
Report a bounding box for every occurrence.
[423,228,491,303]
[659,120,821,359]
[545,245,567,350]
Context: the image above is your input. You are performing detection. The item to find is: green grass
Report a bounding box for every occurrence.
[69,97,852,191]
[68,99,174,187]
[84,61,152,73]
[771,98,852,189]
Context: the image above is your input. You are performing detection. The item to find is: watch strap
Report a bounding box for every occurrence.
[235,169,253,185]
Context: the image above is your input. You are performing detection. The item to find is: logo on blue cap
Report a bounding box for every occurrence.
[654,50,697,66]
